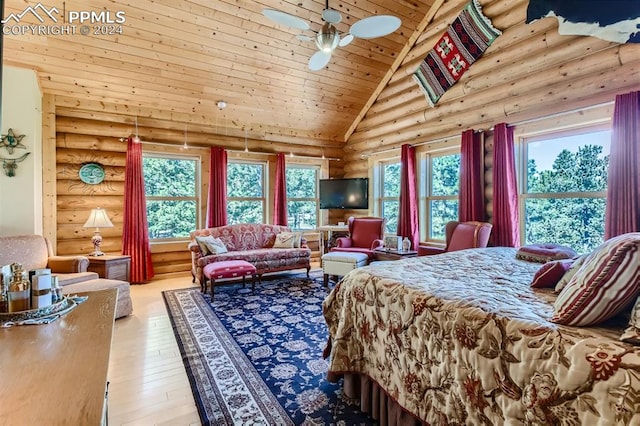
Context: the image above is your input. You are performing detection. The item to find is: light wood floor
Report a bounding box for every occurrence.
[107,274,201,426]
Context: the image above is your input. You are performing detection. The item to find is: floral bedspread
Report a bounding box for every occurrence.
[322,247,640,425]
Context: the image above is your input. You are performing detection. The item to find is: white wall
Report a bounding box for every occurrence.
[0,66,43,236]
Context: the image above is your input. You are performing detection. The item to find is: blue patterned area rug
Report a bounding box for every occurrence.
[163,271,372,425]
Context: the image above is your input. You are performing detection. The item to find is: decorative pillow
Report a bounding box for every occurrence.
[273,232,300,249]
[621,296,640,345]
[554,255,588,293]
[552,232,640,326]
[207,237,228,254]
[516,243,578,263]
[530,258,574,288]
[195,235,216,255]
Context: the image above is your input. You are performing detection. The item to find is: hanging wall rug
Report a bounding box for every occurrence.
[413,0,501,107]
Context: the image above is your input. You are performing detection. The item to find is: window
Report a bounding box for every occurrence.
[227,161,266,224]
[520,128,610,253]
[286,165,319,230]
[143,154,198,240]
[379,161,400,233]
[423,152,460,240]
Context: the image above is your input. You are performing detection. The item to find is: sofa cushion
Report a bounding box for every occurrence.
[273,232,301,249]
[199,248,310,267]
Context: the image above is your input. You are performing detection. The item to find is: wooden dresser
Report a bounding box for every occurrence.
[0,288,117,425]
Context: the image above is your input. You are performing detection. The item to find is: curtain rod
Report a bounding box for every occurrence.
[360,100,615,159]
[118,138,339,161]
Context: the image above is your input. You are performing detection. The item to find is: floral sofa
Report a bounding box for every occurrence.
[0,235,132,318]
[188,223,311,285]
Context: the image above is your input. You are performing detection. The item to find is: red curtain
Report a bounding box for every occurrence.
[122,137,154,283]
[459,129,484,222]
[492,123,520,247]
[206,147,228,228]
[605,90,640,239]
[397,144,419,250]
[273,153,288,226]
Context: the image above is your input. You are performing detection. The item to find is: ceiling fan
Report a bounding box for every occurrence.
[262,1,402,71]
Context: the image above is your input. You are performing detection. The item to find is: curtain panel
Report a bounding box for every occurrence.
[397,144,420,250]
[122,137,154,283]
[605,90,640,239]
[273,153,288,226]
[491,123,520,247]
[206,147,228,228]
[459,129,485,222]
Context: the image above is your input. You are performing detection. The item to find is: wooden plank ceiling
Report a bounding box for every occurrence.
[3,0,438,145]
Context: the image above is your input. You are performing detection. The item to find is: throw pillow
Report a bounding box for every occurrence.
[621,296,640,346]
[195,235,217,255]
[551,232,640,326]
[203,237,228,255]
[273,232,300,249]
[516,243,578,263]
[530,258,574,288]
[554,255,588,293]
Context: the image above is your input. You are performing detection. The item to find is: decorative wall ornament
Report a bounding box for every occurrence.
[413,0,501,107]
[78,162,106,185]
[1,152,30,177]
[0,129,27,154]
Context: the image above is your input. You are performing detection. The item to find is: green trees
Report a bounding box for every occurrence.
[286,167,318,229]
[382,163,401,233]
[227,162,265,224]
[430,154,460,239]
[143,157,197,239]
[525,144,609,253]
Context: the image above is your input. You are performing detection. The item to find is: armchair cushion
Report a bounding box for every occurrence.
[47,255,90,273]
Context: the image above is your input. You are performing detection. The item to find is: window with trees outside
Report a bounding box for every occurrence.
[520,128,610,253]
[379,161,401,233]
[143,154,198,240]
[423,152,461,240]
[227,161,266,224]
[286,165,319,230]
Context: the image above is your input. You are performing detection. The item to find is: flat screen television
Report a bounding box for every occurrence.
[319,178,369,209]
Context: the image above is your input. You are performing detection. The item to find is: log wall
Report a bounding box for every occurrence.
[342,0,640,180]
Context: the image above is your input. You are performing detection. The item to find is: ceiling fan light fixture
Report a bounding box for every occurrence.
[315,23,340,53]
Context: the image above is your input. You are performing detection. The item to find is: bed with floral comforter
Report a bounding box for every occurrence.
[322,247,640,425]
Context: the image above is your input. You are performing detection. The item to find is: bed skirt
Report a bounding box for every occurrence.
[342,373,422,426]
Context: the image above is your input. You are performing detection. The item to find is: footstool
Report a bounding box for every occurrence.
[322,252,369,287]
[62,278,133,319]
[202,260,257,299]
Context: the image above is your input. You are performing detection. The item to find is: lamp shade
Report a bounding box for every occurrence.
[83,207,114,228]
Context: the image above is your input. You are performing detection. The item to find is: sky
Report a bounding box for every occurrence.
[527,130,611,171]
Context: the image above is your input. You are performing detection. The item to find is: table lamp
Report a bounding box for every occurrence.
[83,207,114,256]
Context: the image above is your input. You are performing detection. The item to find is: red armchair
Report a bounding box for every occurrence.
[331,216,386,259]
[418,221,493,256]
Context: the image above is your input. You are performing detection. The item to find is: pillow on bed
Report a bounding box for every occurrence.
[516,243,577,263]
[552,233,640,326]
[530,258,575,288]
[621,296,640,345]
[554,255,588,293]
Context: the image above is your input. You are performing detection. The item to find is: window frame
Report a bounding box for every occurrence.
[419,148,461,243]
[142,151,201,242]
[285,164,320,231]
[516,124,611,249]
[376,158,401,234]
[226,159,267,225]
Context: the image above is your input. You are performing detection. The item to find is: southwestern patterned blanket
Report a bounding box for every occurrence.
[322,247,640,424]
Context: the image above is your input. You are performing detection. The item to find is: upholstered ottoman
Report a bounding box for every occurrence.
[203,260,257,299]
[62,278,133,319]
[322,252,369,287]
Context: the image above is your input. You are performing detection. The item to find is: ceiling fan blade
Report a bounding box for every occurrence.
[339,33,354,47]
[262,9,310,31]
[309,51,332,71]
[296,34,312,41]
[322,8,342,24]
[350,15,401,39]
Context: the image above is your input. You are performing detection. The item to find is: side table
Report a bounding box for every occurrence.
[87,254,131,281]
[372,248,418,261]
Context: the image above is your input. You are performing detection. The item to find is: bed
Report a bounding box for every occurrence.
[322,247,640,425]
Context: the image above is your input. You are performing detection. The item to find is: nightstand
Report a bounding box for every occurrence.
[87,255,131,281]
[372,248,418,261]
